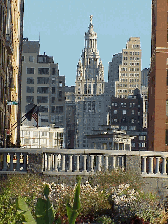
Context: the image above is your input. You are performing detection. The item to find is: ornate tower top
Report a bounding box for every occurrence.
[90,15,93,24]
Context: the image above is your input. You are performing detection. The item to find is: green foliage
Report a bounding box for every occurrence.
[66,176,81,224]
[96,215,114,224]
[16,197,36,224]
[35,185,55,224]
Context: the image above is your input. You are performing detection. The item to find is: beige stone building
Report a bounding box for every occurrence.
[21,38,65,128]
[115,37,142,98]
[0,0,24,147]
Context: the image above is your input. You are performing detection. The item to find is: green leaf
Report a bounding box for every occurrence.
[44,184,50,198]
[66,204,78,224]
[73,177,81,210]
[16,197,36,224]
[35,197,54,224]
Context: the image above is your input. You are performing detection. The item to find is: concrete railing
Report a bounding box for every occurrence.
[0,148,168,178]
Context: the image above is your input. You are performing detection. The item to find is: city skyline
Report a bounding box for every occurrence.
[23,0,151,87]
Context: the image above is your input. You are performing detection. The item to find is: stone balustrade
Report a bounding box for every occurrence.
[0,148,168,177]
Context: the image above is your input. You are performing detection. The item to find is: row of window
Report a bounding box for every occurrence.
[27,77,63,86]
[123,51,140,55]
[121,68,140,72]
[123,57,140,61]
[120,73,139,77]
[111,118,137,123]
[26,68,57,75]
[26,86,62,95]
[131,142,146,147]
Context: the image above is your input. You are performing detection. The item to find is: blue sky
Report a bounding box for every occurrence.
[23,0,151,87]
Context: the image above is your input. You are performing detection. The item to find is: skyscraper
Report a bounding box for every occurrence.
[115,37,142,98]
[148,0,168,151]
[75,15,106,148]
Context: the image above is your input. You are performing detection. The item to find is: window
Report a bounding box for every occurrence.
[26,86,34,93]
[121,126,127,130]
[27,68,34,74]
[59,91,62,98]
[37,87,49,94]
[41,115,48,122]
[22,56,24,61]
[29,56,33,62]
[114,110,117,114]
[139,136,146,140]
[131,143,135,147]
[37,96,48,104]
[52,78,56,84]
[39,106,48,112]
[132,110,134,114]
[59,81,62,87]
[56,106,63,113]
[26,96,34,103]
[123,110,126,115]
[52,87,55,94]
[38,68,49,75]
[52,68,56,75]
[27,77,34,84]
[37,77,49,84]
[131,119,134,123]
[52,97,55,103]
[129,126,136,130]
[33,132,38,137]
[51,106,55,113]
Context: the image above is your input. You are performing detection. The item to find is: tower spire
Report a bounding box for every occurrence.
[90,15,93,24]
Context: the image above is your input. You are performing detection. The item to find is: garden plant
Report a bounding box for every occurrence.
[0,169,167,223]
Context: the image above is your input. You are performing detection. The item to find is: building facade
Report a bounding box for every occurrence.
[115,37,142,98]
[141,68,149,87]
[75,15,106,148]
[21,38,65,128]
[0,0,24,147]
[108,89,143,132]
[65,86,76,148]
[108,53,122,97]
[20,125,64,148]
[148,0,168,151]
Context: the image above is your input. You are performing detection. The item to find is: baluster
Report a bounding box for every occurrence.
[23,153,27,171]
[61,154,65,172]
[47,154,51,171]
[82,155,87,172]
[142,156,147,175]
[75,155,80,172]
[149,157,154,174]
[90,155,94,172]
[2,153,7,171]
[45,153,47,171]
[105,155,108,171]
[54,154,58,172]
[162,156,167,175]
[97,155,102,171]
[155,157,161,174]
[112,156,116,169]
[9,153,14,171]
[68,155,73,172]
[16,152,20,171]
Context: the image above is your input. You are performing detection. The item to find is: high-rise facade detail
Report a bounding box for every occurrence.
[75,15,106,149]
[148,0,168,151]
[0,0,24,147]
[115,37,142,98]
[108,53,122,97]
[21,38,65,128]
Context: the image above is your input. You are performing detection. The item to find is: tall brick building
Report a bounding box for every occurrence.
[148,0,168,151]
